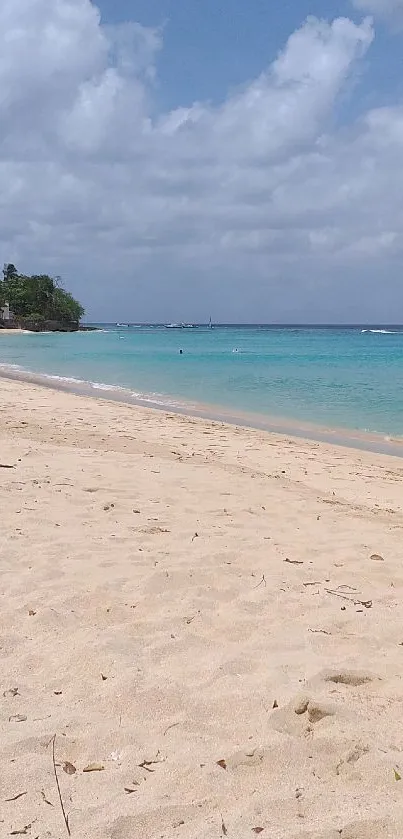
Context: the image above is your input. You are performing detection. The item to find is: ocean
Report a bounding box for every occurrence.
[1,324,403,445]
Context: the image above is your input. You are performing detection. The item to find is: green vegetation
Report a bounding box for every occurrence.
[0,264,84,324]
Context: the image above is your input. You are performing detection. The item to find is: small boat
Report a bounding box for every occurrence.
[165,322,195,329]
[208,316,213,329]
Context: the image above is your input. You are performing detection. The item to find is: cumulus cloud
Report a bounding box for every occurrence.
[0,0,401,321]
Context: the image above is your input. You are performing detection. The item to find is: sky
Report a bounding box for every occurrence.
[1,0,403,322]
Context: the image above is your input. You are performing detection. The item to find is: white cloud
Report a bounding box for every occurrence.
[0,1,402,321]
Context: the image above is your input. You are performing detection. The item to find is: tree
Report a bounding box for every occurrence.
[51,287,84,322]
[1,264,18,307]
[0,266,85,324]
[3,263,18,282]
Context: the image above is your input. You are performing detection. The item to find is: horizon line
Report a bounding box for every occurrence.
[84,322,403,328]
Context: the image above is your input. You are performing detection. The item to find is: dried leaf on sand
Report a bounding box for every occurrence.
[62,762,77,776]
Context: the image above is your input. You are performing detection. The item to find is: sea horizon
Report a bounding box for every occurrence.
[86,322,403,328]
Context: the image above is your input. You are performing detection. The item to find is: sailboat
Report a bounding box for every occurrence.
[208,316,213,329]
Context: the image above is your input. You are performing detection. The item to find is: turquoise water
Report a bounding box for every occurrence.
[1,325,403,437]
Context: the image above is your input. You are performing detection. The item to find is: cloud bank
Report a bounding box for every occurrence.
[0,1,402,321]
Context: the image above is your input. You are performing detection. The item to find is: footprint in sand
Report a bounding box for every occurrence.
[335,742,369,776]
[271,695,337,737]
[110,807,201,838]
[294,696,336,724]
[222,746,264,771]
[272,670,376,736]
[322,671,375,688]
[340,816,403,838]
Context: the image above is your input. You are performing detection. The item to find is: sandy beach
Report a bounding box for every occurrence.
[1,376,403,838]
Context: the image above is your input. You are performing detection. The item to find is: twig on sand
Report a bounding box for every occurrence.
[138,755,163,773]
[253,574,266,589]
[5,791,27,802]
[163,721,180,736]
[185,611,200,624]
[325,588,372,608]
[10,823,33,835]
[50,735,70,836]
[308,628,331,635]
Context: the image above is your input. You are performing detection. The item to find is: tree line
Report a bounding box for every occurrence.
[0,264,84,324]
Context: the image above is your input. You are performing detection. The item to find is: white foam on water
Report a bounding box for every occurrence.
[45,374,86,385]
[362,329,400,334]
[86,380,196,409]
[0,363,24,372]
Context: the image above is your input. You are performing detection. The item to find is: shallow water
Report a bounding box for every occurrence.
[1,324,403,438]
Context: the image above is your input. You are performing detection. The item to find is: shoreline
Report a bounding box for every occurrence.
[0,327,33,334]
[0,363,402,457]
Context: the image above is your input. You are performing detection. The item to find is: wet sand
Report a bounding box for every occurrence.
[0,364,402,458]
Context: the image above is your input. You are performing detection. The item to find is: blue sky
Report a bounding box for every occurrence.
[96,0,400,112]
[98,0,342,108]
[1,0,403,322]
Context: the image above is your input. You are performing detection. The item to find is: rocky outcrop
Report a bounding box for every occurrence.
[0,319,96,332]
